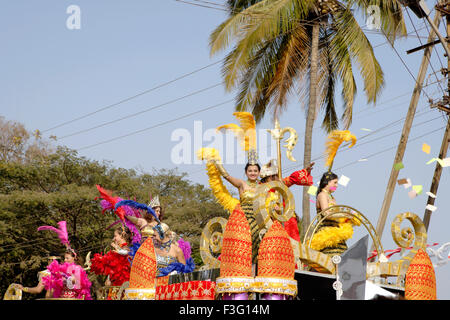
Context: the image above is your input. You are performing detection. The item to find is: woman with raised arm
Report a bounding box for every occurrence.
[199,112,264,264]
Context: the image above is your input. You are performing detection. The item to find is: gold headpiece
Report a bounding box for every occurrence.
[247,149,258,165]
[148,195,160,208]
[260,159,278,179]
[216,112,258,165]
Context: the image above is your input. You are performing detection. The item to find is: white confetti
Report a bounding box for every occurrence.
[338,175,350,187]
[442,157,450,167]
[403,178,412,189]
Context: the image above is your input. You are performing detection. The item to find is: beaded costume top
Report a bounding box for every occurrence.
[239,181,260,265]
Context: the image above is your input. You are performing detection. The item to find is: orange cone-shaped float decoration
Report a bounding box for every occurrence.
[253,220,297,299]
[215,204,253,299]
[124,237,157,300]
[404,248,436,300]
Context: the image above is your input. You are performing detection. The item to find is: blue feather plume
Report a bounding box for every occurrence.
[157,257,196,277]
[115,200,160,224]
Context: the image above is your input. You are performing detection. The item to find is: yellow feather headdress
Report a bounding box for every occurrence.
[324,130,357,170]
[216,112,258,164]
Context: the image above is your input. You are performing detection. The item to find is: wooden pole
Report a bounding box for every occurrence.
[372,10,442,254]
[423,6,450,231]
[423,118,450,230]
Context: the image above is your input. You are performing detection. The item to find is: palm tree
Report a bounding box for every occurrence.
[210,0,406,236]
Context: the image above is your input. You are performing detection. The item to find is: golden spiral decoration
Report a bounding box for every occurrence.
[200,217,228,269]
[391,212,427,251]
[3,284,22,300]
[366,212,428,286]
[253,180,295,231]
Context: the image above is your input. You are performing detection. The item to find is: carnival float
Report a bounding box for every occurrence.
[3,112,440,301]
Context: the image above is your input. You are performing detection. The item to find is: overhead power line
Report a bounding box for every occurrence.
[41,60,223,133]
[76,98,235,151]
[57,82,224,140]
[42,6,427,138]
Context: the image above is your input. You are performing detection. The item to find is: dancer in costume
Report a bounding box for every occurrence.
[95,185,156,262]
[115,200,195,276]
[111,226,131,256]
[152,223,195,277]
[313,171,348,255]
[310,130,360,256]
[259,159,314,243]
[96,185,143,244]
[122,195,163,240]
[149,195,164,221]
[37,221,92,299]
[221,161,261,265]
[90,226,132,288]
[198,112,261,264]
[316,172,338,211]
[17,254,60,298]
[198,112,314,263]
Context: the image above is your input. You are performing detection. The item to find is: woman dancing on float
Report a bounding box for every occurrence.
[16,254,60,298]
[35,221,92,299]
[90,226,132,290]
[198,112,314,264]
[310,130,361,256]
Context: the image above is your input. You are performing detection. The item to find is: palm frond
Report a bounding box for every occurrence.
[210,0,317,90]
[269,24,309,120]
[345,0,407,41]
[233,36,283,121]
[331,8,384,127]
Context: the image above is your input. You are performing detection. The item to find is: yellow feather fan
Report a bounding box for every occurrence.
[309,221,354,251]
[216,112,256,152]
[324,130,357,169]
[197,147,240,214]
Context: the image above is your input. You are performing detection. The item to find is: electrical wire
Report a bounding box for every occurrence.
[41,60,224,133]
[185,102,437,177]
[42,7,425,141]
[280,111,441,174]
[76,98,235,150]
[405,7,446,97]
[333,126,445,172]
[57,82,224,140]
[66,25,437,149]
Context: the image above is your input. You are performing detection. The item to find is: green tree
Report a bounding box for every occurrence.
[210,0,406,235]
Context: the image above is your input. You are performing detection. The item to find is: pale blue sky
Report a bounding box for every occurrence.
[1,0,449,298]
